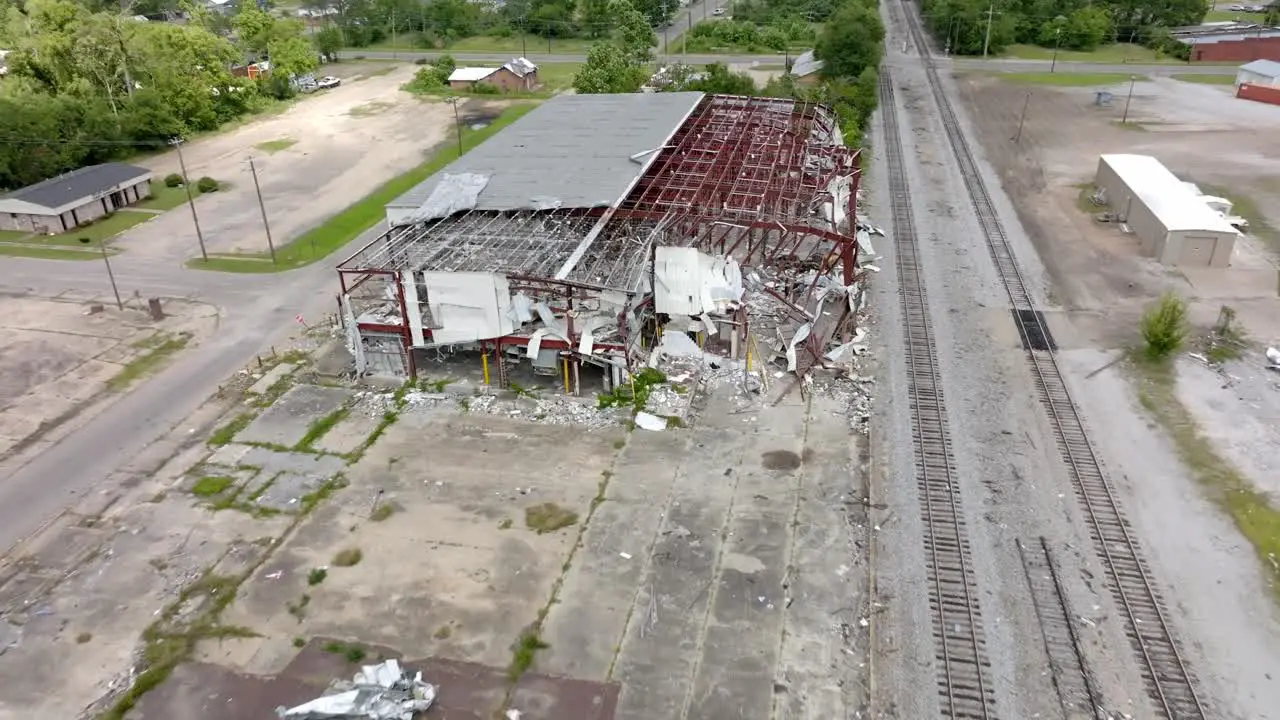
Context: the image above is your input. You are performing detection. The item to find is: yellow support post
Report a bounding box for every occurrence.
[562,357,571,393]
[482,351,490,385]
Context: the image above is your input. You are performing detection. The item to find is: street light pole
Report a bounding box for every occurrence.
[1122,74,1136,124]
[249,157,277,265]
[170,137,208,262]
[81,237,123,310]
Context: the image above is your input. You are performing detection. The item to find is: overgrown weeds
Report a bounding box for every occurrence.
[191,476,235,497]
[297,407,349,450]
[1139,292,1188,360]
[524,502,578,534]
[508,630,549,680]
[597,368,667,411]
[332,548,363,567]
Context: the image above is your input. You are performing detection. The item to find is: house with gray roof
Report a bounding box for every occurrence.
[0,162,153,235]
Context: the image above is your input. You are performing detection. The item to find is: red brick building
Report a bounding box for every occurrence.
[1177,25,1280,62]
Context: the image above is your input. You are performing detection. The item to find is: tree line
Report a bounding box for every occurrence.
[920,0,1207,56]
[0,0,321,191]
[570,0,883,148]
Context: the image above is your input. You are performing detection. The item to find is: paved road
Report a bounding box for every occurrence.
[0,220,386,555]
[343,47,1238,75]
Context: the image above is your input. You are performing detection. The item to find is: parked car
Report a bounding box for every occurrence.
[713,6,725,14]
[1227,4,1245,10]
[316,75,341,90]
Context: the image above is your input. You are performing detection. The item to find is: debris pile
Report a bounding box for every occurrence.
[277,659,436,720]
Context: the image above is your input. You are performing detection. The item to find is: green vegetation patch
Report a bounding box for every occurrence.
[209,412,256,446]
[192,476,236,497]
[185,103,536,273]
[1001,42,1170,63]
[524,502,579,534]
[107,332,191,392]
[1172,73,1236,86]
[0,244,102,261]
[136,182,195,212]
[255,138,298,153]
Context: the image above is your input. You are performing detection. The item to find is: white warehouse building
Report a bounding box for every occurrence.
[1094,154,1240,268]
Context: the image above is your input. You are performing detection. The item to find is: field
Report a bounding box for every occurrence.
[1001,42,1177,64]
[74,62,457,267]
[999,71,1143,87]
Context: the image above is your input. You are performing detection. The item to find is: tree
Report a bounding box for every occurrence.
[233,4,276,55]
[315,26,342,61]
[815,1,883,79]
[580,0,612,37]
[687,62,755,94]
[269,33,319,77]
[573,41,644,93]
[613,0,656,63]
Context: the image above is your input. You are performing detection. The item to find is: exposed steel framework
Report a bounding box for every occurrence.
[336,93,863,382]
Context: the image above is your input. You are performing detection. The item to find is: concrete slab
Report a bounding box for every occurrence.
[247,363,296,395]
[253,472,329,512]
[238,446,348,478]
[236,385,351,449]
[313,411,381,455]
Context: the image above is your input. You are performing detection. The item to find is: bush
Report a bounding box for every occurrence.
[1140,292,1188,360]
[196,176,219,193]
[164,173,183,188]
[414,57,429,65]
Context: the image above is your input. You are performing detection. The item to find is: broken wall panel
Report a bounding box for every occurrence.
[422,271,517,345]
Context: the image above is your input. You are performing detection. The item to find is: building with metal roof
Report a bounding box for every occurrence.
[0,162,152,235]
[340,93,864,385]
[1237,58,1280,85]
[445,57,541,93]
[1094,154,1240,268]
[385,92,703,225]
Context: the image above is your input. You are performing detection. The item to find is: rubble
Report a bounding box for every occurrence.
[276,659,436,720]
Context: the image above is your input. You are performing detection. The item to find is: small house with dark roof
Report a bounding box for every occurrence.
[0,162,152,235]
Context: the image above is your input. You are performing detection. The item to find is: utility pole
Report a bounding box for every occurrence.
[80,237,122,310]
[1121,75,1137,124]
[249,157,277,265]
[1012,91,1030,143]
[171,138,208,262]
[445,96,463,156]
[521,16,527,57]
[1049,25,1059,72]
[664,26,669,61]
[391,7,397,59]
[982,3,994,59]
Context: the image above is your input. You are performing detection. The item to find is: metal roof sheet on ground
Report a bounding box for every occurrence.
[1100,154,1240,235]
[388,92,705,213]
[1239,59,1280,78]
[790,49,823,78]
[449,67,498,82]
[0,162,151,210]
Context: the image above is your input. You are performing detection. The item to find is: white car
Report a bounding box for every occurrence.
[316,76,341,90]
[1227,3,1246,10]
[713,6,725,14]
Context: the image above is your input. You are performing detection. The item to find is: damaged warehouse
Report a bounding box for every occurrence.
[336,92,871,392]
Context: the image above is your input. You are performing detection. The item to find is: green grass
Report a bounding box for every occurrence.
[297,407,349,450]
[107,332,191,392]
[1172,73,1236,85]
[186,103,538,273]
[1204,8,1265,21]
[209,412,256,446]
[18,210,153,248]
[0,229,30,241]
[1001,42,1174,64]
[524,502,579,534]
[254,137,298,153]
[1201,183,1277,247]
[449,35,595,53]
[1132,357,1280,605]
[0,244,103,260]
[192,476,235,497]
[508,630,550,680]
[135,182,194,211]
[1000,71,1143,86]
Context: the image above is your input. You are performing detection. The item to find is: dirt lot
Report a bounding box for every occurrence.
[954,73,1280,342]
[0,340,871,720]
[0,294,216,472]
[117,62,452,262]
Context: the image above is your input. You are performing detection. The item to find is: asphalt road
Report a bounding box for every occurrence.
[340,51,1236,76]
[0,221,385,555]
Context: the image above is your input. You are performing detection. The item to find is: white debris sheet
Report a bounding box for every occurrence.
[277,659,436,720]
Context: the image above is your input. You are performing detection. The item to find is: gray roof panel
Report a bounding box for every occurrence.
[388,92,705,212]
[2,162,152,210]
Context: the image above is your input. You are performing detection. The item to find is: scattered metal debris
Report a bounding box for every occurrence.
[276,659,436,720]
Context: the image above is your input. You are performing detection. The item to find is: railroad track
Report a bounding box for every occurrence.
[1017,537,1101,718]
[879,67,997,720]
[894,2,1207,718]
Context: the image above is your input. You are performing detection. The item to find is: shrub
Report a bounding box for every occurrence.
[1140,292,1188,360]
[164,173,183,188]
[196,177,219,193]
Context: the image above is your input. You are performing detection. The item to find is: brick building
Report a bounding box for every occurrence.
[0,163,152,235]
[448,57,539,93]
[1176,24,1280,62]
